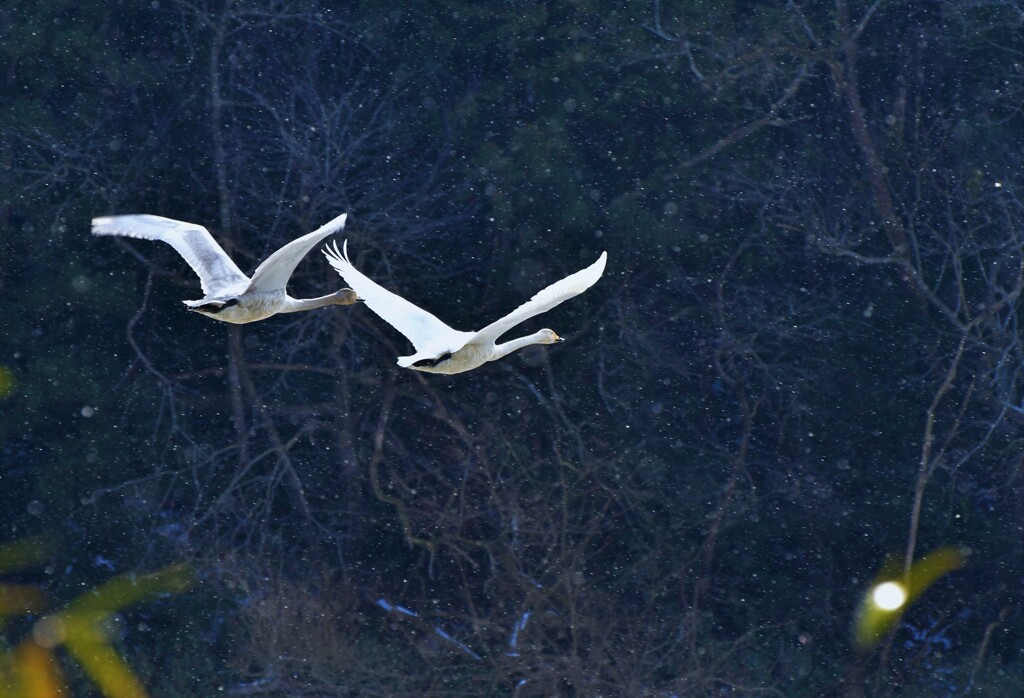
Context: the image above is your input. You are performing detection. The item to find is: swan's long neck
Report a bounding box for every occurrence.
[493,331,552,360]
[281,289,357,313]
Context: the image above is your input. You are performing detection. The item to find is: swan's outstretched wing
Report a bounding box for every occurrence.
[323,241,461,353]
[471,251,607,344]
[248,212,348,293]
[92,214,248,295]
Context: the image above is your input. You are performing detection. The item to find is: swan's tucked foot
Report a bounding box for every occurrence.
[186,298,239,314]
[412,351,453,368]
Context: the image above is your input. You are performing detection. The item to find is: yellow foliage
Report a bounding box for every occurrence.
[10,642,65,698]
[0,539,192,698]
[0,367,14,399]
[852,546,967,652]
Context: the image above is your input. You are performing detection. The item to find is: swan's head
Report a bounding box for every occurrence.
[333,288,360,305]
[536,329,564,344]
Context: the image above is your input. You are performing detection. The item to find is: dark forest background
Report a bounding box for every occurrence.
[2,1,1023,695]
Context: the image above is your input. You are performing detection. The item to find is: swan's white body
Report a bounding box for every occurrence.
[324,241,607,374]
[92,213,356,323]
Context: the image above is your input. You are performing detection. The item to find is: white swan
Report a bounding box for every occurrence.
[92,212,357,324]
[323,241,607,374]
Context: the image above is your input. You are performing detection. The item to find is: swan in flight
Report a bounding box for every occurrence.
[92,212,357,323]
[324,241,607,374]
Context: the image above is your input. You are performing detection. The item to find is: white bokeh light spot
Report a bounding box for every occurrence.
[872,581,907,611]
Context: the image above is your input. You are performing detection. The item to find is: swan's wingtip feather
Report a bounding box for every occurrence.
[325,212,347,234]
[91,216,118,234]
[585,250,608,282]
[322,239,344,262]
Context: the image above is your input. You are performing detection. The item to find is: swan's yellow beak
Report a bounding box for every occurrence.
[554,333,564,343]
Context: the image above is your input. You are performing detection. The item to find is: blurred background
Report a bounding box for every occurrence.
[1,1,1022,695]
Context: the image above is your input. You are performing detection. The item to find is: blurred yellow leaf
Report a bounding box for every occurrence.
[853,545,967,652]
[0,584,47,617]
[62,632,147,698]
[63,563,194,615]
[0,366,14,399]
[0,538,51,575]
[12,641,65,698]
[0,544,193,698]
